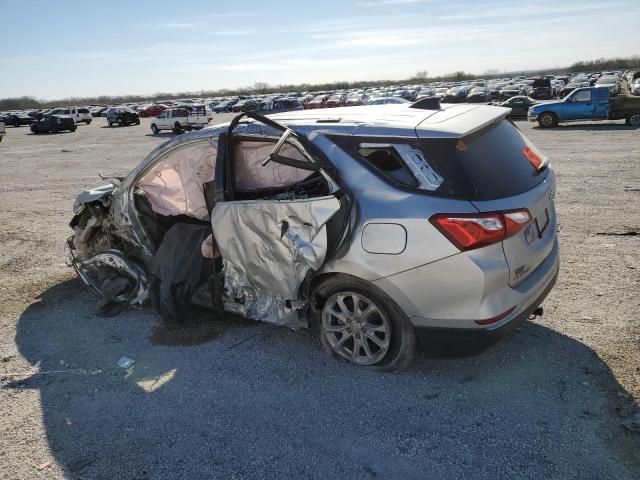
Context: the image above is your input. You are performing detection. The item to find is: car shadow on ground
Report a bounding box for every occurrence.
[144,132,179,138]
[99,125,140,129]
[26,132,75,136]
[533,123,638,131]
[5,279,640,479]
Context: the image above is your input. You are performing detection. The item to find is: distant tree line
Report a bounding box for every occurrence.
[1,55,638,111]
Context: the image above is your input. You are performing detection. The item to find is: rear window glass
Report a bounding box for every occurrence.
[444,120,547,200]
[357,146,418,187]
[78,108,90,113]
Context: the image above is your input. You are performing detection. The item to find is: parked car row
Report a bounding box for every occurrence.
[2,69,638,142]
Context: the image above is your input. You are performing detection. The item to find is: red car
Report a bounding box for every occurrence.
[138,104,168,117]
[325,94,346,108]
[305,95,329,109]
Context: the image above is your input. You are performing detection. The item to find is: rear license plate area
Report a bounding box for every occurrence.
[535,208,550,238]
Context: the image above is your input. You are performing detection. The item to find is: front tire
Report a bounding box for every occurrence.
[108,120,113,127]
[31,125,38,134]
[151,124,159,134]
[537,112,557,128]
[313,276,416,371]
[117,118,124,126]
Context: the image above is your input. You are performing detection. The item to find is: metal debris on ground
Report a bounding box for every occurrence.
[116,356,135,368]
[36,461,51,470]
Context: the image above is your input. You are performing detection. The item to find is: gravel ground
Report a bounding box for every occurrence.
[0,114,638,479]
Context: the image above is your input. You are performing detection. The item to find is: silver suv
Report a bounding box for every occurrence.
[69,102,559,371]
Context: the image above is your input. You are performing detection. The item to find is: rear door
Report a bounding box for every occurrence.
[208,113,342,324]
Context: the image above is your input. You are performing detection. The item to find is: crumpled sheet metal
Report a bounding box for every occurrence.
[211,196,340,325]
[72,183,115,214]
[222,261,306,326]
[77,250,149,306]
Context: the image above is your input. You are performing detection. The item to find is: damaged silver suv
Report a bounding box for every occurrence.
[69,100,559,371]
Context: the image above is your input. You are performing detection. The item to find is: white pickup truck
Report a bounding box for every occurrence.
[150,106,210,134]
[49,107,93,124]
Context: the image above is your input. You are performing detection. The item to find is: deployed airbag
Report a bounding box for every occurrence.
[138,141,216,220]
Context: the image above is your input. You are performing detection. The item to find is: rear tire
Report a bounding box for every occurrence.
[135,119,140,125]
[108,120,113,127]
[117,118,123,126]
[173,122,183,134]
[627,113,640,127]
[31,125,38,134]
[312,275,416,372]
[51,125,58,134]
[537,112,557,128]
[71,126,77,132]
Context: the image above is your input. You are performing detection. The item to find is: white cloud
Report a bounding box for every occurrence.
[357,0,432,6]
[149,21,206,29]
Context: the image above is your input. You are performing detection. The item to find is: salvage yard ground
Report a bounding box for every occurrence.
[0,115,639,479]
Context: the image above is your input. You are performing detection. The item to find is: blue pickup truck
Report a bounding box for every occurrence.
[528,86,640,128]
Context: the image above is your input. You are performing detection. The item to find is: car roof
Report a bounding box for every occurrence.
[268,103,510,138]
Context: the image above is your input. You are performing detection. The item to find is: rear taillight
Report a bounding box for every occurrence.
[430,209,531,251]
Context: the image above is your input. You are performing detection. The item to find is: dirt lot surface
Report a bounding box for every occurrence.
[0,115,639,479]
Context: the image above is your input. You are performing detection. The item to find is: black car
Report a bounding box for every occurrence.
[106,107,140,127]
[231,99,259,112]
[466,88,491,103]
[2,113,35,127]
[441,87,468,103]
[213,100,238,113]
[530,78,553,100]
[490,96,538,118]
[30,115,77,133]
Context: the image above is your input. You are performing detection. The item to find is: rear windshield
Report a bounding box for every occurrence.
[422,119,548,200]
[330,120,547,200]
[78,108,90,113]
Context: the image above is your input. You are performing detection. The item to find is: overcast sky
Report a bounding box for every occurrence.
[1,0,638,100]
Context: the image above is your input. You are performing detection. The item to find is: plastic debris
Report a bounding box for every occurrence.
[117,356,135,369]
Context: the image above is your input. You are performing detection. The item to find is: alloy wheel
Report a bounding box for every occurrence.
[322,291,391,366]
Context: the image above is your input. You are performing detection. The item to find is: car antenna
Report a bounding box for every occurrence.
[409,97,441,110]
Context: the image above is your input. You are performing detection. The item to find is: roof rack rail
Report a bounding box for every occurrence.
[409,97,441,110]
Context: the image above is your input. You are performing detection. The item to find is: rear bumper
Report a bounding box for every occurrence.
[374,233,560,329]
[414,265,558,347]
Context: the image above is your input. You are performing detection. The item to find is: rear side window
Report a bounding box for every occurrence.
[444,120,547,200]
[357,145,418,187]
